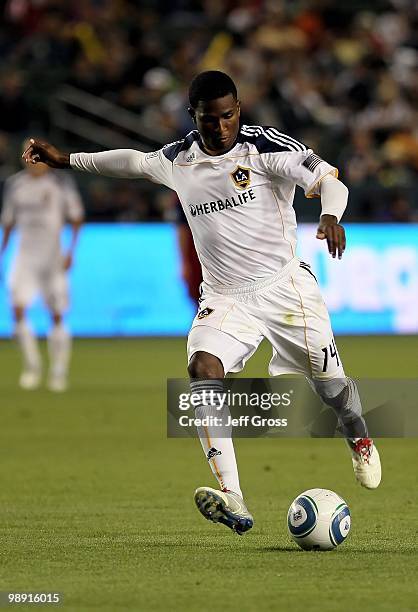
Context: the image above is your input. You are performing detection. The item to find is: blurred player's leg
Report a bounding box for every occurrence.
[14,310,41,390]
[45,270,71,391]
[10,265,41,389]
[47,316,71,392]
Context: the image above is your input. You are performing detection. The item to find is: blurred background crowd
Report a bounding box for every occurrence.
[0,0,417,222]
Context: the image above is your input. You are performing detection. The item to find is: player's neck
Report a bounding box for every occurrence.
[199,136,239,157]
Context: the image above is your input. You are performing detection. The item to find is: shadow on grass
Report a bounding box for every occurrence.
[261,545,417,554]
[260,546,303,553]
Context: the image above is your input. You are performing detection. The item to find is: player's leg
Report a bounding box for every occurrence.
[45,270,71,392]
[10,262,42,389]
[47,311,71,391]
[311,378,381,489]
[187,299,263,534]
[188,348,241,496]
[13,304,42,389]
[263,263,381,488]
[188,348,253,534]
[292,265,381,489]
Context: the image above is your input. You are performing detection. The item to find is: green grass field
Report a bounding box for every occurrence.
[0,336,417,611]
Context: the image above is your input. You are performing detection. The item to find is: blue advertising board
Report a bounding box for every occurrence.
[0,223,417,336]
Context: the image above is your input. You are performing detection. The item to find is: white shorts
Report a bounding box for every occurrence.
[9,258,69,313]
[187,259,345,380]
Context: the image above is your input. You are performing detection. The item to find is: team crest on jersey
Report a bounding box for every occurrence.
[230,166,251,190]
[197,307,214,320]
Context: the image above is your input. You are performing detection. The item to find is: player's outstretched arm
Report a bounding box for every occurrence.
[22,138,170,182]
[22,139,70,168]
[22,137,174,185]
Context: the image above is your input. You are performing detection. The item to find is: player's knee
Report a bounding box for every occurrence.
[313,377,348,406]
[188,351,224,379]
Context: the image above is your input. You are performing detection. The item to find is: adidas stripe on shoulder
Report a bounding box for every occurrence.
[162,131,200,162]
[240,125,307,153]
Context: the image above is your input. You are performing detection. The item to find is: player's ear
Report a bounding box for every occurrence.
[188,107,196,124]
[237,100,241,116]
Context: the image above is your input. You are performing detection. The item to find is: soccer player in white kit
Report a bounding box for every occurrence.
[22,71,381,532]
[0,144,84,391]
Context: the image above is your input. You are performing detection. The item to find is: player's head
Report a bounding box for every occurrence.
[21,138,49,176]
[188,71,240,155]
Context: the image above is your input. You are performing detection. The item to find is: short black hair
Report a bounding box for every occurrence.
[189,71,237,109]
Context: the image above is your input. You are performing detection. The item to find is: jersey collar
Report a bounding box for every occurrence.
[196,130,244,158]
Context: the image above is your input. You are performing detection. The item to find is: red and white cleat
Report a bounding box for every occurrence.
[349,438,382,489]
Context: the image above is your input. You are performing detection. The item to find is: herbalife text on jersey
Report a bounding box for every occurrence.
[189,188,255,217]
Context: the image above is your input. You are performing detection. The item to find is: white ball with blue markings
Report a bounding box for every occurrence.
[287,488,351,551]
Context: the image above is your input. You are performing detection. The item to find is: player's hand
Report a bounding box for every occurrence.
[63,253,73,270]
[316,214,346,259]
[22,139,70,169]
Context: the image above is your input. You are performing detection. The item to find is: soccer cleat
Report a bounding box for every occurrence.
[194,486,254,535]
[19,369,41,390]
[349,438,381,489]
[47,374,68,392]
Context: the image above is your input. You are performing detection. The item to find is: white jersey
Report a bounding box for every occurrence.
[71,125,337,287]
[1,170,84,263]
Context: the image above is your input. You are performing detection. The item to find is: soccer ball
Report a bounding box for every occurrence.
[287,488,351,551]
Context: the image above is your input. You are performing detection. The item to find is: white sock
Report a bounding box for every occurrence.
[15,320,41,373]
[48,323,71,378]
[190,379,242,497]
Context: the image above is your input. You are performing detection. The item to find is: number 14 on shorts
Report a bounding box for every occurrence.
[321,339,340,372]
